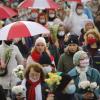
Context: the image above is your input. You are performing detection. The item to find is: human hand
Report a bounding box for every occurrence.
[82,92,94,100]
[47,93,54,100]
[0,59,6,69]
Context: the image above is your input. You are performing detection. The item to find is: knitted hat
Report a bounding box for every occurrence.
[56,74,72,92]
[35,37,46,46]
[67,35,79,45]
[73,51,87,66]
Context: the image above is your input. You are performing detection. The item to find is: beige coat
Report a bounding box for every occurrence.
[0,42,24,89]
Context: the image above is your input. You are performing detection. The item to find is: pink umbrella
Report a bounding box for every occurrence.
[0,5,17,19]
[0,21,50,40]
[18,0,59,9]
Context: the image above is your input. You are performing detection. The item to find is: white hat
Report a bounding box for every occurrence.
[35,37,46,46]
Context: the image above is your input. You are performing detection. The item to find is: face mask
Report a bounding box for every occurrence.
[4,40,13,46]
[77,9,83,15]
[80,59,89,67]
[42,66,52,75]
[58,31,65,36]
[64,84,76,94]
[49,14,55,18]
[39,19,46,24]
[87,37,96,45]
[31,13,38,18]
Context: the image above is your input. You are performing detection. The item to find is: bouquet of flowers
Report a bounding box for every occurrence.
[12,85,26,98]
[4,48,13,64]
[12,65,24,80]
[78,80,99,93]
[45,72,62,93]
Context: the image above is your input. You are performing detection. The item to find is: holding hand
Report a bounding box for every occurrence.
[82,92,94,100]
[47,93,54,100]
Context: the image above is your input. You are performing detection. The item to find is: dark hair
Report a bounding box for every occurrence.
[25,63,44,81]
[76,3,83,8]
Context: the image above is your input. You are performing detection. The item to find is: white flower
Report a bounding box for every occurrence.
[90,82,97,89]
[78,81,90,89]
[17,65,24,70]
[12,85,26,96]
[12,65,24,80]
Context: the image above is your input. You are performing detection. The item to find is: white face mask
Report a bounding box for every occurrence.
[77,9,83,14]
[39,19,46,23]
[42,66,52,75]
[80,59,89,67]
[64,84,76,94]
[49,14,55,18]
[58,31,65,36]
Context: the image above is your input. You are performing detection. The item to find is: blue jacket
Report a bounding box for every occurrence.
[68,67,100,99]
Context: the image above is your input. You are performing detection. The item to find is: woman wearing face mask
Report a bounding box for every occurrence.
[21,63,49,100]
[79,19,98,46]
[57,24,66,54]
[37,13,48,27]
[47,74,77,100]
[48,9,56,22]
[83,29,100,72]
[68,51,100,100]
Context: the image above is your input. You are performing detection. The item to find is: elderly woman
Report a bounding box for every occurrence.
[68,51,100,100]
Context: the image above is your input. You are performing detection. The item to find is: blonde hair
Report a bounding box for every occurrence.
[84,29,100,44]
[84,21,98,32]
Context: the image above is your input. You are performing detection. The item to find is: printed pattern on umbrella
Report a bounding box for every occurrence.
[0,21,50,40]
[18,0,59,9]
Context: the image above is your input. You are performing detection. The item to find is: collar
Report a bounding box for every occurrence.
[71,67,92,77]
[2,41,13,48]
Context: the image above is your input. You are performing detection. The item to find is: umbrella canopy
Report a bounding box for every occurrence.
[18,0,59,9]
[0,5,17,19]
[0,21,50,40]
[65,0,92,2]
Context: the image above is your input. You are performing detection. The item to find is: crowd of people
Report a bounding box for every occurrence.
[0,0,100,100]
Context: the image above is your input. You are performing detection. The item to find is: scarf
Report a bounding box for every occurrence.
[27,79,41,100]
[76,66,88,82]
[31,50,41,62]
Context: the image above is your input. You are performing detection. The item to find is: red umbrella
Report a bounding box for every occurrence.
[0,21,50,40]
[18,0,59,9]
[0,5,17,19]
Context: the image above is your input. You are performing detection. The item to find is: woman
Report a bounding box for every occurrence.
[83,29,100,71]
[21,63,48,100]
[57,24,66,54]
[79,19,98,46]
[27,37,55,75]
[68,51,100,100]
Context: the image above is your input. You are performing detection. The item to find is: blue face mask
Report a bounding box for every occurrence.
[64,84,76,94]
